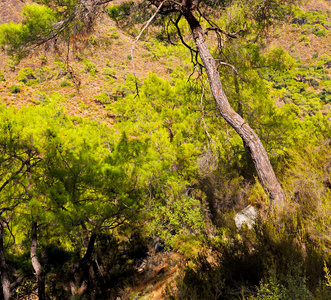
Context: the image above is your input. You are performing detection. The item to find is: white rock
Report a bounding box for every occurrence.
[234,205,258,229]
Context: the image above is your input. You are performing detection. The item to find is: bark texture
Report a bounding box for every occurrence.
[0,226,11,300]
[69,216,107,297]
[183,8,285,206]
[30,222,46,300]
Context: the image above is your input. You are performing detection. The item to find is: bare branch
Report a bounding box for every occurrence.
[131,0,166,95]
[195,67,213,142]
[0,160,26,193]
[172,13,197,54]
[196,7,217,28]
[205,25,247,39]
[216,61,248,84]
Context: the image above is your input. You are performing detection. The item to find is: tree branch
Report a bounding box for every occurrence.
[205,25,247,39]
[216,61,248,84]
[131,0,166,96]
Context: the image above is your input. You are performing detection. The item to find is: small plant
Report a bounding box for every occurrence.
[253,277,286,300]
[17,68,37,85]
[10,85,21,93]
[298,35,309,43]
[87,34,98,46]
[108,27,120,39]
[78,99,89,110]
[324,262,331,287]
[312,24,327,37]
[35,66,54,82]
[94,93,112,107]
[103,67,117,81]
[5,58,17,72]
[0,72,5,81]
[54,60,66,78]
[108,3,132,24]
[83,59,98,76]
[60,80,72,87]
[39,54,47,65]
[74,52,86,61]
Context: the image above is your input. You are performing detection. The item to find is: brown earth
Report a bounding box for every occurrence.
[269,0,331,63]
[0,0,27,24]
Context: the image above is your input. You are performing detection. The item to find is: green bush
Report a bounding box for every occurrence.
[251,266,314,300]
[94,93,111,106]
[0,72,5,81]
[60,80,72,87]
[102,67,116,81]
[0,4,56,58]
[108,27,120,39]
[252,273,286,300]
[298,35,309,43]
[312,24,327,37]
[25,79,38,86]
[10,85,21,93]
[17,67,37,85]
[83,59,98,76]
[35,66,54,82]
[107,2,133,23]
[292,8,331,37]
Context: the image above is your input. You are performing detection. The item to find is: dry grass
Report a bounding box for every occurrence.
[0,0,28,25]
[118,251,183,300]
[0,13,182,124]
[268,1,331,63]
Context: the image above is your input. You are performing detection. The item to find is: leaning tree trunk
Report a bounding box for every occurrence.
[30,222,46,300]
[0,225,11,300]
[183,9,286,207]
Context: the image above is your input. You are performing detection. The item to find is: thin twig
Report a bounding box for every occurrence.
[200,84,212,141]
[217,61,248,84]
[195,67,213,143]
[131,0,166,96]
[205,25,247,39]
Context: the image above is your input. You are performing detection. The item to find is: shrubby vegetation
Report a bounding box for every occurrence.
[0,4,56,58]
[293,8,331,37]
[0,0,330,299]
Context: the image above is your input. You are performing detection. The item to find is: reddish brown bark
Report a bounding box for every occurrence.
[182,7,285,206]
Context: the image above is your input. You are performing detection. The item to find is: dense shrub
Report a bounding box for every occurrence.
[83,59,98,76]
[17,67,37,85]
[10,84,21,93]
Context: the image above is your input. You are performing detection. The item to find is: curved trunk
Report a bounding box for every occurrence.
[183,10,285,206]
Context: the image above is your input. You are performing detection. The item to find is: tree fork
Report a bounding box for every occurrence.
[68,215,107,297]
[182,8,286,207]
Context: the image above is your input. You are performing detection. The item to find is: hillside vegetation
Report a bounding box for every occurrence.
[0,0,330,299]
